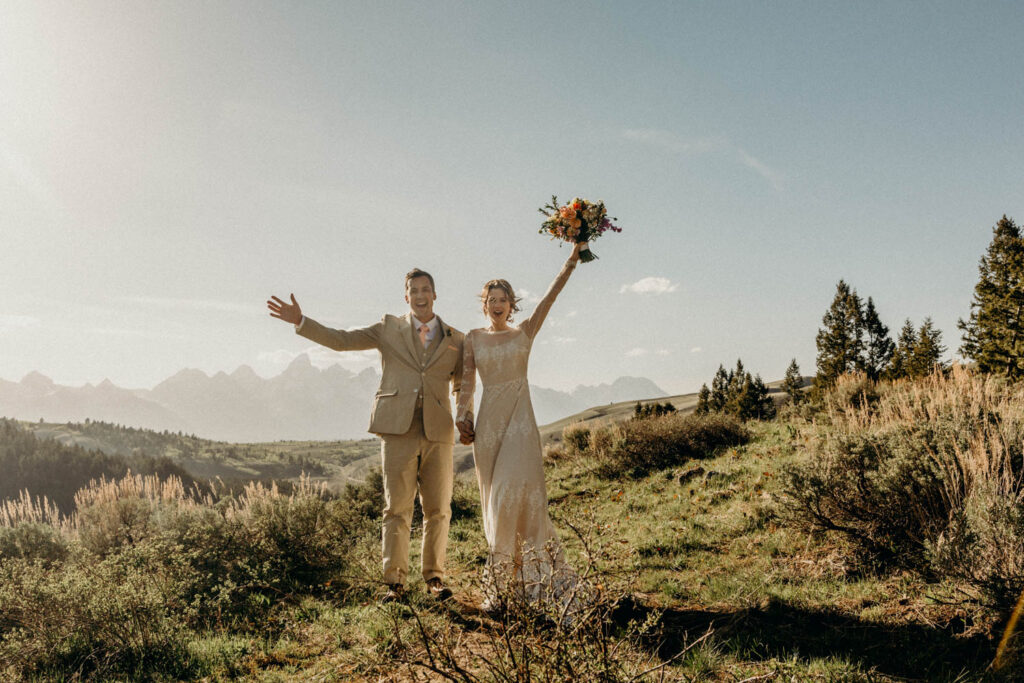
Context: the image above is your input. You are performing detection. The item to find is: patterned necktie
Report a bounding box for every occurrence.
[419,324,429,347]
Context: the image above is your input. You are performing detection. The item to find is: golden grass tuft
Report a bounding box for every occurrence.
[0,490,64,529]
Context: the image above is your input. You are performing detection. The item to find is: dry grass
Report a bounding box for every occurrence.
[0,490,63,529]
[787,365,1024,610]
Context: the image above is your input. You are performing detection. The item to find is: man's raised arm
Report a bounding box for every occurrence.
[267,293,382,351]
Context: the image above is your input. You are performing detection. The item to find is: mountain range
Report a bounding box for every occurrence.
[0,355,667,441]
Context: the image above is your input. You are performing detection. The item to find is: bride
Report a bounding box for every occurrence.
[455,242,584,612]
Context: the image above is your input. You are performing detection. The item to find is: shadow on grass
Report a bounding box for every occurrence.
[613,595,997,680]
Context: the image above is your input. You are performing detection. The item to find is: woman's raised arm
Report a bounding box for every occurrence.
[519,243,582,339]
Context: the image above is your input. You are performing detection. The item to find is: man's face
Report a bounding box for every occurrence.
[405,276,437,321]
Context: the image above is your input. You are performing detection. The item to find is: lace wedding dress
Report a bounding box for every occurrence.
[456,258,580,609]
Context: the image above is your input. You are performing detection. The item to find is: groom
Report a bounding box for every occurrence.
[267,269,465,603]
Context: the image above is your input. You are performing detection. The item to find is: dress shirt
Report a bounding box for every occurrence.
[414,314,440,346]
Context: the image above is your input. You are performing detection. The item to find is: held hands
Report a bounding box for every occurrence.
[456,419,475,445]
[267,294,302,325]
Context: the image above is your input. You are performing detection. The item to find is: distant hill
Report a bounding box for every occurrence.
[19,419,377,490]
[0,357,668,442]
[0,418,198,513]
[529,376,667,424]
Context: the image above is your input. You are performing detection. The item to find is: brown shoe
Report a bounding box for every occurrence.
[425,577,453,601]
[381,583,404,604]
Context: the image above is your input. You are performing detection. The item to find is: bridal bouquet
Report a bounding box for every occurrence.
[538,196,621,263]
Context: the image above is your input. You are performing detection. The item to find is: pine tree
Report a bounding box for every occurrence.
[745,374,776,420]
[815,280,865,387]
[725,359,747,415]
[958,215,1024,377]
[861,297,895,380]
[782,358,804,404]
[710,365,729,412]
[910,317,947,378]
[695,385,711,415]
[887,319,918,380]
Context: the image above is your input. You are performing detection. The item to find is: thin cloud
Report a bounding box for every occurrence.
[620,277,679,295]
[690,347,703,353]
[551,336,578,345]
[736,147,784,191]
[622,127,783,191]
[626,347,648,358]
[656,349,672,356]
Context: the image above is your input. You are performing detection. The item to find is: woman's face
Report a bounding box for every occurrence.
[484,287,511,326]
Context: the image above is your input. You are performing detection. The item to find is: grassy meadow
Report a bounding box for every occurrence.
[2,369,1022,681]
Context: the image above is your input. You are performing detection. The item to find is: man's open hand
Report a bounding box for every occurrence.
[267,294,302,325]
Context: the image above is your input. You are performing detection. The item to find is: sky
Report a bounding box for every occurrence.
[1,1,1022,394]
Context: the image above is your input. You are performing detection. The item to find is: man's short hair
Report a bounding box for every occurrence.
[405,268,435,291]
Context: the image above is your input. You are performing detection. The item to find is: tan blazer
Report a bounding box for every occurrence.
[296,313,464,443]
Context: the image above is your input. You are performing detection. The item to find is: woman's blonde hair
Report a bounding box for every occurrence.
[479,279,522,322]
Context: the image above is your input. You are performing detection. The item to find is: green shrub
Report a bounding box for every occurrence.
[341,467,384,521]
[61,473,374,630]
[0,523,68,566]
[562,423,592,456]
[0,543,200,681]
[784,427,948,568]
[784,366,1024,610]
[232,478,367,594]
[932,485,1024,610]
[809,371,879,418]
[587,412,749,479]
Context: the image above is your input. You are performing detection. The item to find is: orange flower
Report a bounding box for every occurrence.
[559,206,576,220]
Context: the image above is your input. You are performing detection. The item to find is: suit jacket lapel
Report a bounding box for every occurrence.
[401,313,421,365]
[424,317,451,369]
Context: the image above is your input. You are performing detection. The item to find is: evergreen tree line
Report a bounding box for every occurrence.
[0,418,198,513]
[64,418,208,459]
[632,401,677,419]
[813,215,1024,387]
[815,280,945,387]
[695,359,776,421]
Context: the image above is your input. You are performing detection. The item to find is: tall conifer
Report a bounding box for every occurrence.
[861,297,895,380]
[815,280,865,386]
[782,358,805,404]
[910,317,946,378]
[710,365,729,411]
[958,215,1024,377]
[695,384,711,415]
[887,319,918,380]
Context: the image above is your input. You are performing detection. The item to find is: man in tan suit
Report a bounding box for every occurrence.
[267,268,464,602]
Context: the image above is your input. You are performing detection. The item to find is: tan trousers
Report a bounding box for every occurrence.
[381,406,453,585]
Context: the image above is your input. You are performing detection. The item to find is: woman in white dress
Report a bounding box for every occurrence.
[455,243,583,611]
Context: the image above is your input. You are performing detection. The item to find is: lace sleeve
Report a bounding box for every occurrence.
[520,257,577,339]
[455,331,476,423]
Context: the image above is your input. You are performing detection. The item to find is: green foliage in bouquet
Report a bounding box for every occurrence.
[538,195,621,262]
